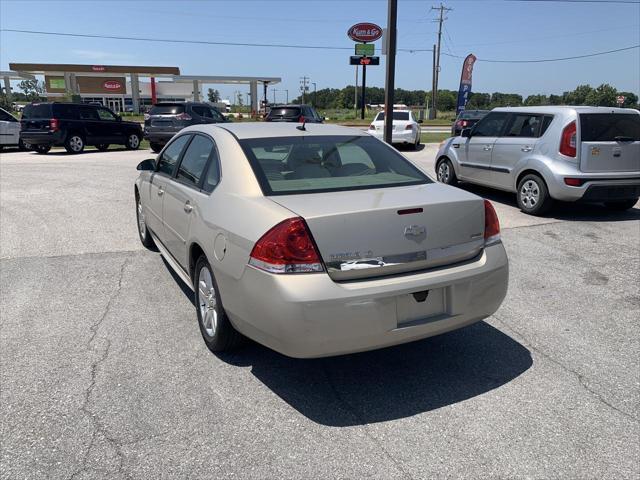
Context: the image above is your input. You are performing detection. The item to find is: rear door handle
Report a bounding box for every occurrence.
[521,146,533,152]
[157,188,164,196]
[184,202,193,213]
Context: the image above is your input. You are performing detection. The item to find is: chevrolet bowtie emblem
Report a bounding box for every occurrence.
[404,225,426,237]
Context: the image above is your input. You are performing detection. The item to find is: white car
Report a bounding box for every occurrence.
[0,107,23,151]
[368,110,422,149]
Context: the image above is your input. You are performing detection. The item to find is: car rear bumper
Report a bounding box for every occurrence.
[547,173,640,202]
[224,243,509,358]
[369,129,417,144]
[20,131,63,146]
[143,131,177,143]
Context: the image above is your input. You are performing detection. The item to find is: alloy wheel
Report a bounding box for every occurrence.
[198,267,218,338]
[437,162,450,183]
[128,135,140,149]
[520,180,540,209]
[137,198,146,239]
[69,136,83,152]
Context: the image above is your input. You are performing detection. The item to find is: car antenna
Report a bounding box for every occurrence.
[296,119,306,131]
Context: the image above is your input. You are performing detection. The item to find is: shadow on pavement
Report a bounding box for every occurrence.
[216,321,532,427]
[456,182,640,222]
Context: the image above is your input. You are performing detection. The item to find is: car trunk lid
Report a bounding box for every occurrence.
[270,183,485,281]
[579,112,640,173]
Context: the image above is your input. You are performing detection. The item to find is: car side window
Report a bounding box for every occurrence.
[210,108,225,122]
[97,108,117,121]
[176,135,214,187]
[157,135,191,176]
[79,106,99,120]
[191,105,207,117]
[505,114,543,138]
[472,112,509,137]
[202,142,221,193]
[540,115,554,136]
[0,109,16,122]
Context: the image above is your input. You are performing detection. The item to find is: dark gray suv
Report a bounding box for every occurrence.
[144,102,227,153]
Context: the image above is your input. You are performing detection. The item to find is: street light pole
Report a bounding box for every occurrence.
[383,0,398,144]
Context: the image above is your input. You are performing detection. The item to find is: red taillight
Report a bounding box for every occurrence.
[176,112,192,121]
[405,124,413,130]
[559,121,577,157]
[564,177,584,187]
[298,115,305,123]
[461,120,468,127]
[249,217,324,273]
[369,124,375,130]
[484,200,501,244]
[49,118,59,132]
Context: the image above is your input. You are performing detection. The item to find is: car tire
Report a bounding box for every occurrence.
[34,144,51,154]
[135,193,155,249]
[517,173,553,215]
[194,255,243,353]
[604,198,638,211]
[150,142,163,153]
[96,144,109,151]
[125,133,141,150]
[18,139,28,151]
[64,134,85,154]
[436,157,457,185]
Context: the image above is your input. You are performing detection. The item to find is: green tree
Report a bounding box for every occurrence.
[524,94,549,106]
[18,79,45,102]
[563,84,593,105]
[235,92,244,107]
[548,94,563,105]
[207,88,221,103]
[584,83,617,106]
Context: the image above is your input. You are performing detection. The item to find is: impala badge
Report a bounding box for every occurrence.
[404,225,426,238]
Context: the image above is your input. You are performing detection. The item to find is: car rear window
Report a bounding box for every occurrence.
[375,112,410,121]
[150,104,185,115]
[580,113,640,141]
[21,104,52,119]
[269,107,301,118]
[239,135,430,195]
[460,111,488,120]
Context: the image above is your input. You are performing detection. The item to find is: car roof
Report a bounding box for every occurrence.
[492,106,638,114]
[192,122,367,139]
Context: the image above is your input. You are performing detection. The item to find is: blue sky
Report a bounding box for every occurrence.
[1,0,639,103]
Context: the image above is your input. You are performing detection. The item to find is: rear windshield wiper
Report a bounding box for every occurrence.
[614,136,635,142]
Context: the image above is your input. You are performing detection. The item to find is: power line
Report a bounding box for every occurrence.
[1,29,638,63]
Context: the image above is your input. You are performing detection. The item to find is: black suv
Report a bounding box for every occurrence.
[20,102,143,154]
[265,104,324,123]
[144,102,227,153]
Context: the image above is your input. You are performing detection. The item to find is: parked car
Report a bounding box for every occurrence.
[134,123,508,358]
[144,102,227,153]
[451,109,489,136]
[0,107,25,151]
[368,110,422,149]
[435,106,640,215]
[20,102,142,154]
[264,104,324,123]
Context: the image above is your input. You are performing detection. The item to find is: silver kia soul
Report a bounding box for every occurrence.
[135,123,508,358]
[435,106,640,215]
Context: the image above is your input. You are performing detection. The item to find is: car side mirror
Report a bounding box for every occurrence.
[116,115,122,122]
[136,159,156,171]
[461,128,472,138]
[417,119,423,124]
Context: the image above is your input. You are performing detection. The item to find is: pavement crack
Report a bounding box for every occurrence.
[492,314,639,424]
[68,255,132,480]
[321,363,415,480]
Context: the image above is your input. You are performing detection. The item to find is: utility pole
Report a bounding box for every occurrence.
[383,0,398,144]
[272,89,277,104]
[284,89,289,103]
[300,76,309,104]
[430,3,452,119]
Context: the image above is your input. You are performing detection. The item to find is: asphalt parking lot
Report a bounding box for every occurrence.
[1,145,638,479]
